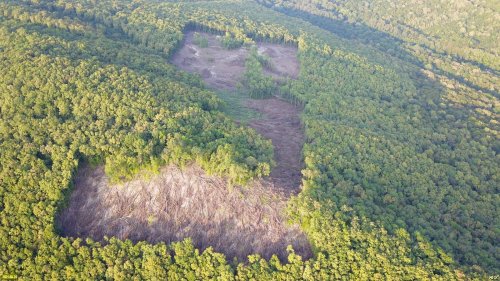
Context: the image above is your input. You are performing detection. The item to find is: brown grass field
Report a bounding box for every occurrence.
[57,165,312,261]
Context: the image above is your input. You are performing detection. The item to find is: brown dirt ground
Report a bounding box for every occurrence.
[171,31,299,91]
[57,165,312,261]
[171,31,303,194]
[245,98,304,195]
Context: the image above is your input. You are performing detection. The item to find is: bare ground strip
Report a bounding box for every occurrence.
[245,98,303,194]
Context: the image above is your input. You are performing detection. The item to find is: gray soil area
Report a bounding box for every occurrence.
[57,165,312,261]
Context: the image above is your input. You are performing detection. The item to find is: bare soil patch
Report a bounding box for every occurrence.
[171,31,299,90]
[57,165,312,261]
[245,98,304,194]
[172,31,303,193]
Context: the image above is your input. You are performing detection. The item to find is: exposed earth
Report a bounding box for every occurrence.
[171,31,299,90]
[59,31,307,261]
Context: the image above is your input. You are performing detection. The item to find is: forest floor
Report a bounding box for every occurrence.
[57,165,312,261]
[58,31,308,261]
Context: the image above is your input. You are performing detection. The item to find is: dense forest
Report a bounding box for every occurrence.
[0,0,498,279]
[258,0,500,272]
[241,48,277,98]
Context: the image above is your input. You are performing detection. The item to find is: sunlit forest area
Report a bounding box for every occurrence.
[0,0,498,279]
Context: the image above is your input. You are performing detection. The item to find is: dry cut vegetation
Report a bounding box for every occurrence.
[57,165,312,261]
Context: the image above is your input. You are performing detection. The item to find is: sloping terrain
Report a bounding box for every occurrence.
[57,165,312,261]
[2,0,493,279]
[172,31,304,193]
[171,31,299,90]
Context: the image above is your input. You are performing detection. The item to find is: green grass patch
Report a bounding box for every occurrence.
[216,90,261,123]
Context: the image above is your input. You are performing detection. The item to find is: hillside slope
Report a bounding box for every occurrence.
[259,0,500,272]
[0,0,497,279]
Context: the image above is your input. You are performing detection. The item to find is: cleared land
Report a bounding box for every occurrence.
[172,31,303,193]
[59,32,307,261]
[171,31,299,90]
[57,165,312,261]
[245,98,303,193]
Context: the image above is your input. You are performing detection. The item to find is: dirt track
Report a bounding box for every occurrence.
[57,165,312,261]
[245,98,303,194]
